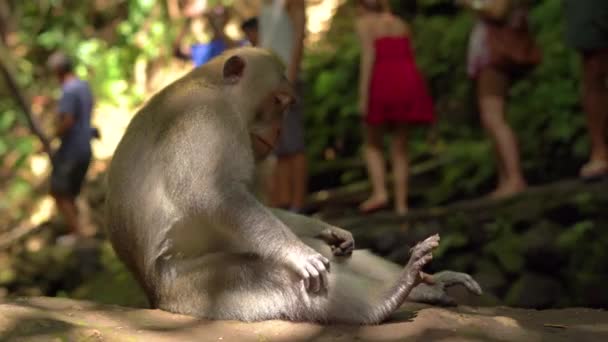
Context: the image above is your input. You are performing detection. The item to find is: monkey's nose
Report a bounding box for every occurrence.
[275,92,295,108]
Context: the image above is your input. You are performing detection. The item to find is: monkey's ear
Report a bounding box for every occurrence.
[223,55,246,84]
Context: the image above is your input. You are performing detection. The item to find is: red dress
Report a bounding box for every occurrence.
[366,36,435,126]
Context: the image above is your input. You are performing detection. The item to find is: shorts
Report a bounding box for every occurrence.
[50,152,91,197]
[274,82,305,157]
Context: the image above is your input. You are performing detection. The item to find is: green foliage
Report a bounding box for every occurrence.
[484,219,525,274]
[1,0,179,226]
[14,0,173,107]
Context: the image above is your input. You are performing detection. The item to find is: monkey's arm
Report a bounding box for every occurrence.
[214,186,302,255]
[270,208,355,256]
[207,184,331,291]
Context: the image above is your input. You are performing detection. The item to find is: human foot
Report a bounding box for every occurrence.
[488,180,526,199]
[580,159,608,180]
[358,195,389,214]
[395,205,408,216]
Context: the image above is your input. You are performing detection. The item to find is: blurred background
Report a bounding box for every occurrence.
[0,0,606,311]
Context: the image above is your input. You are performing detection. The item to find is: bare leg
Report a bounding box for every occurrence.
[290,152,308,211]
[580,49,608,178]
[390,125,409,215]
[360,125,389,213]
[52,193,82,235]
[477,68,526,198]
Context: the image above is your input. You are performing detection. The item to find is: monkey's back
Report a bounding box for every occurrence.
[105,72,253,304]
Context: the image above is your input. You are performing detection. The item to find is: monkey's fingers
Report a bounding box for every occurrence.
[320,267,329,291]
[305,263,321,293]
[300,269,310,290]
[310,257,330,290]
[337,239,354,256]
[319,255,330,272]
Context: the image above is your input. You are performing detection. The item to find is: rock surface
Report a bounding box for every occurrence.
[1,297,607,341]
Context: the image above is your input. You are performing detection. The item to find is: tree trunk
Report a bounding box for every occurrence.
[0,43,52,156]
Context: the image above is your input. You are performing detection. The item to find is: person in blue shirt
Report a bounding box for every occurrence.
[46,52,94,237]
[174,5,243,67]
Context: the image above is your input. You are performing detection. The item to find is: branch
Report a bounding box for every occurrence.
[0,42,52,156]
[0,221,46,250]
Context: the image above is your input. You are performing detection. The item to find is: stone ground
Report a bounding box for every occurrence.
[0,297,607,341]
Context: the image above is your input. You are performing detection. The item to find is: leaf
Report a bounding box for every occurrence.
[557,221,594,251]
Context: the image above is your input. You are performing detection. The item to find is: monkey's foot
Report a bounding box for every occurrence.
[403,234,440,285]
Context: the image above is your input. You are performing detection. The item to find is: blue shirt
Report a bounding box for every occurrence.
[190,39,249,67]
[57,78,94,158]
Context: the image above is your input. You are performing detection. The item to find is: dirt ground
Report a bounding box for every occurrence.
[0,297,607,341]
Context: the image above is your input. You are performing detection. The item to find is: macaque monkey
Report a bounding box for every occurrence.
[105,47,482,325]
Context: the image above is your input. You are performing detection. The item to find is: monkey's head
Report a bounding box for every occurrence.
[218,47,295,161]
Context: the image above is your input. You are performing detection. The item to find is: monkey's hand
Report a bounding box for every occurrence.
[317,227,355,257]
[283,245,330,293]
[408,270,483,306]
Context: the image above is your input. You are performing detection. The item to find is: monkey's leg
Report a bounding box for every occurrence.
[331,245,483,306]
[304,233,482,310]
[158,235,437,324]
[155,253,308,322]
[407,271,483,306]
[319,234,439,324]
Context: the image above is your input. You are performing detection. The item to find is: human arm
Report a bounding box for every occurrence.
[455,0,511,21]
[355,18,375,115]
[270,208,355,256]
[286,0,306,82]
[173,19,192,60]
[55,91,77,138]
[55,113,75,137]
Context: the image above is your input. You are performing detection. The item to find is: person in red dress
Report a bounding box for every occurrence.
[355,0,435,215]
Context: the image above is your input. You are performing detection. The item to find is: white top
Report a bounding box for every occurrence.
[259,0,294,68]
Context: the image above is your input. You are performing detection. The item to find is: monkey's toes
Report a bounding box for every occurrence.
[410,234,440,259]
